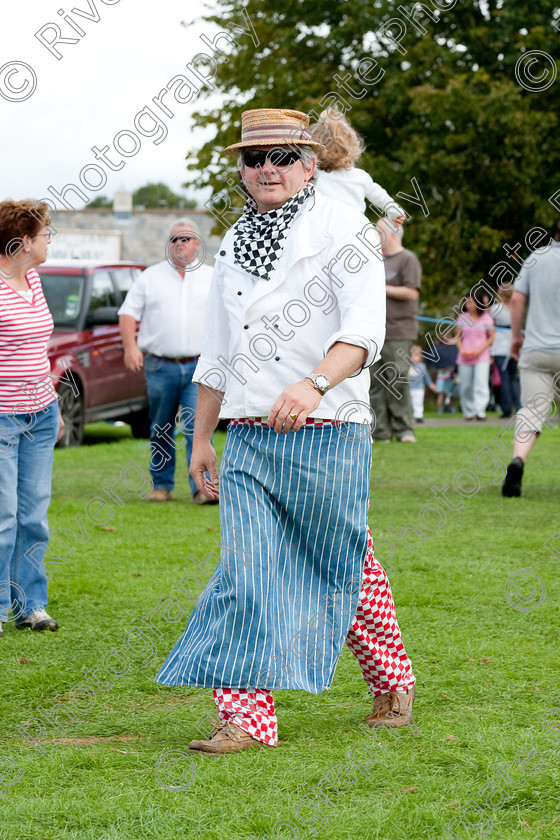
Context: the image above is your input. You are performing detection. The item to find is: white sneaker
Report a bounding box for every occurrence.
[15,609,58,631]
[399,433,416,443]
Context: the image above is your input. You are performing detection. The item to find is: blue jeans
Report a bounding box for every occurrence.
[144,355,199,496]
[493,355,521,416]
[0,401,59,621]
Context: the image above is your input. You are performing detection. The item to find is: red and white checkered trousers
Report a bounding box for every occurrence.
[213,529,415,746]
[213,688,278,746]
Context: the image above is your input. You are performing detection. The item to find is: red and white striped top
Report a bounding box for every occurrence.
[0,268,56,413]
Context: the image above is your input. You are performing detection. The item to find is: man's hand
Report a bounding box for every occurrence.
[392,215,406,226]
[124,346,144,372]
[266,380,322,433]
[511,336,524,361]
[190,440,220,499]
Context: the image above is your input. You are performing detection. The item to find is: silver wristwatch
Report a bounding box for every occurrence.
[305,374,330,395]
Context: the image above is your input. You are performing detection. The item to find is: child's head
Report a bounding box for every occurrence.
[314,110,364,172]
[463,290,486,317]
[411,345,422,362]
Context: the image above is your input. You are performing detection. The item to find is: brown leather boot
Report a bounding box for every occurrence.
[147,489,172,502]
[364,687,415,729]
[188,722,271,754]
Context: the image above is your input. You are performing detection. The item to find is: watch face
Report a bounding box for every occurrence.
[315,375,329,391]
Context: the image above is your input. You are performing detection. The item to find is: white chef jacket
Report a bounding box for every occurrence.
[193,192,386,422]
[118,260,213,357]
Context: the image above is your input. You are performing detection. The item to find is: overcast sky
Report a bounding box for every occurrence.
[0,0,225,208]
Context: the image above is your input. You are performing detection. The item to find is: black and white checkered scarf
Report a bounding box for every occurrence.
[233,184,315,280]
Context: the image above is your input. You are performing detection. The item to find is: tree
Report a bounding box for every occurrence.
[85,196,112,209]
[185,0,560,310]
[132,182,196,209]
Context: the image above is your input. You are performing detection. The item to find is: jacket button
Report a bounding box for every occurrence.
[219,250,226,256]
[244,324,249,329]
[237,291,242,295]
[275,356,280,361]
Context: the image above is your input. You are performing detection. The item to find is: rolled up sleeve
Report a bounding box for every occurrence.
[118,272,147,320]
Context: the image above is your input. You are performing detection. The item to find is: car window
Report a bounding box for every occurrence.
[39,272,85,325]
[113,268,135,295]
[90,271,117,311]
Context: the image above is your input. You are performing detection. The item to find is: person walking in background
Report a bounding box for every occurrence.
[118,219,214,504]
[313,110,406,222]
[502,223,560,497]
[409,345,436,423]
[0,199,63,636]
[490,284,521,419]
[434,333,458,413]
[369,220,422,442]
[455,291,494,421]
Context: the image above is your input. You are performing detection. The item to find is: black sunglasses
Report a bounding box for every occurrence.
[242,148,302,168]
[169,236,194,243]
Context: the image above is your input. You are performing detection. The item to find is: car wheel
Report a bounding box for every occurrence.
[56,384,84,447]
[128,409,151,439]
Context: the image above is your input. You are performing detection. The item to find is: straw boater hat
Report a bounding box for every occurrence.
[224,108,325,154]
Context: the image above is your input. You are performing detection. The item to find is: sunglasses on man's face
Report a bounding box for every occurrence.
[242,148,302,169]
[169,236,194,243]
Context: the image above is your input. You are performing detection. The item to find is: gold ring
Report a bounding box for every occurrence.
[290,413,298,421]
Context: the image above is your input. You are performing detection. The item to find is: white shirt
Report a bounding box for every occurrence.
[118,260,212,357]
[490,302,512,357]
[193,192,386,422]
[316,167,406,217]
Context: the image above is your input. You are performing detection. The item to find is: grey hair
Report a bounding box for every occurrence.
[168,218,200,237]
[237,144,319,184]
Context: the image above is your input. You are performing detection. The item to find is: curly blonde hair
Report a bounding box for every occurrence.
[313,111,364,172]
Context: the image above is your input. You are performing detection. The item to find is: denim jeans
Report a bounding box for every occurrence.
[0,400,59,621]
[144,355,199,496]
[493,355,521,416]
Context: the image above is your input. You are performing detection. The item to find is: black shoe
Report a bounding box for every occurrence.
[502,457,524,497]
[415,418,424,424]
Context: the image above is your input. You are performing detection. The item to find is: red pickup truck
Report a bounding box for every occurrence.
[39,260,149,447]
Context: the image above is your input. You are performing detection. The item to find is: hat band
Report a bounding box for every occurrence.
[241,124,312,144]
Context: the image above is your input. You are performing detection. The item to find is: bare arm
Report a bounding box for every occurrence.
[454,324,465,356]
[385,285,419,301]
[510,291,526,360]
[119,314,144,372]
[267,341,368,434]
[189,384,224,499]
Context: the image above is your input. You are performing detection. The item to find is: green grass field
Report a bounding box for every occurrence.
[1,422,559,840]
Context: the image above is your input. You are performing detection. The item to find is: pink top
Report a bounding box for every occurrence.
[456,311,494,366]
[0,268,56,413]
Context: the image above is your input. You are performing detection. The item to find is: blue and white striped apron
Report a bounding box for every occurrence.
[155,421,371,694]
